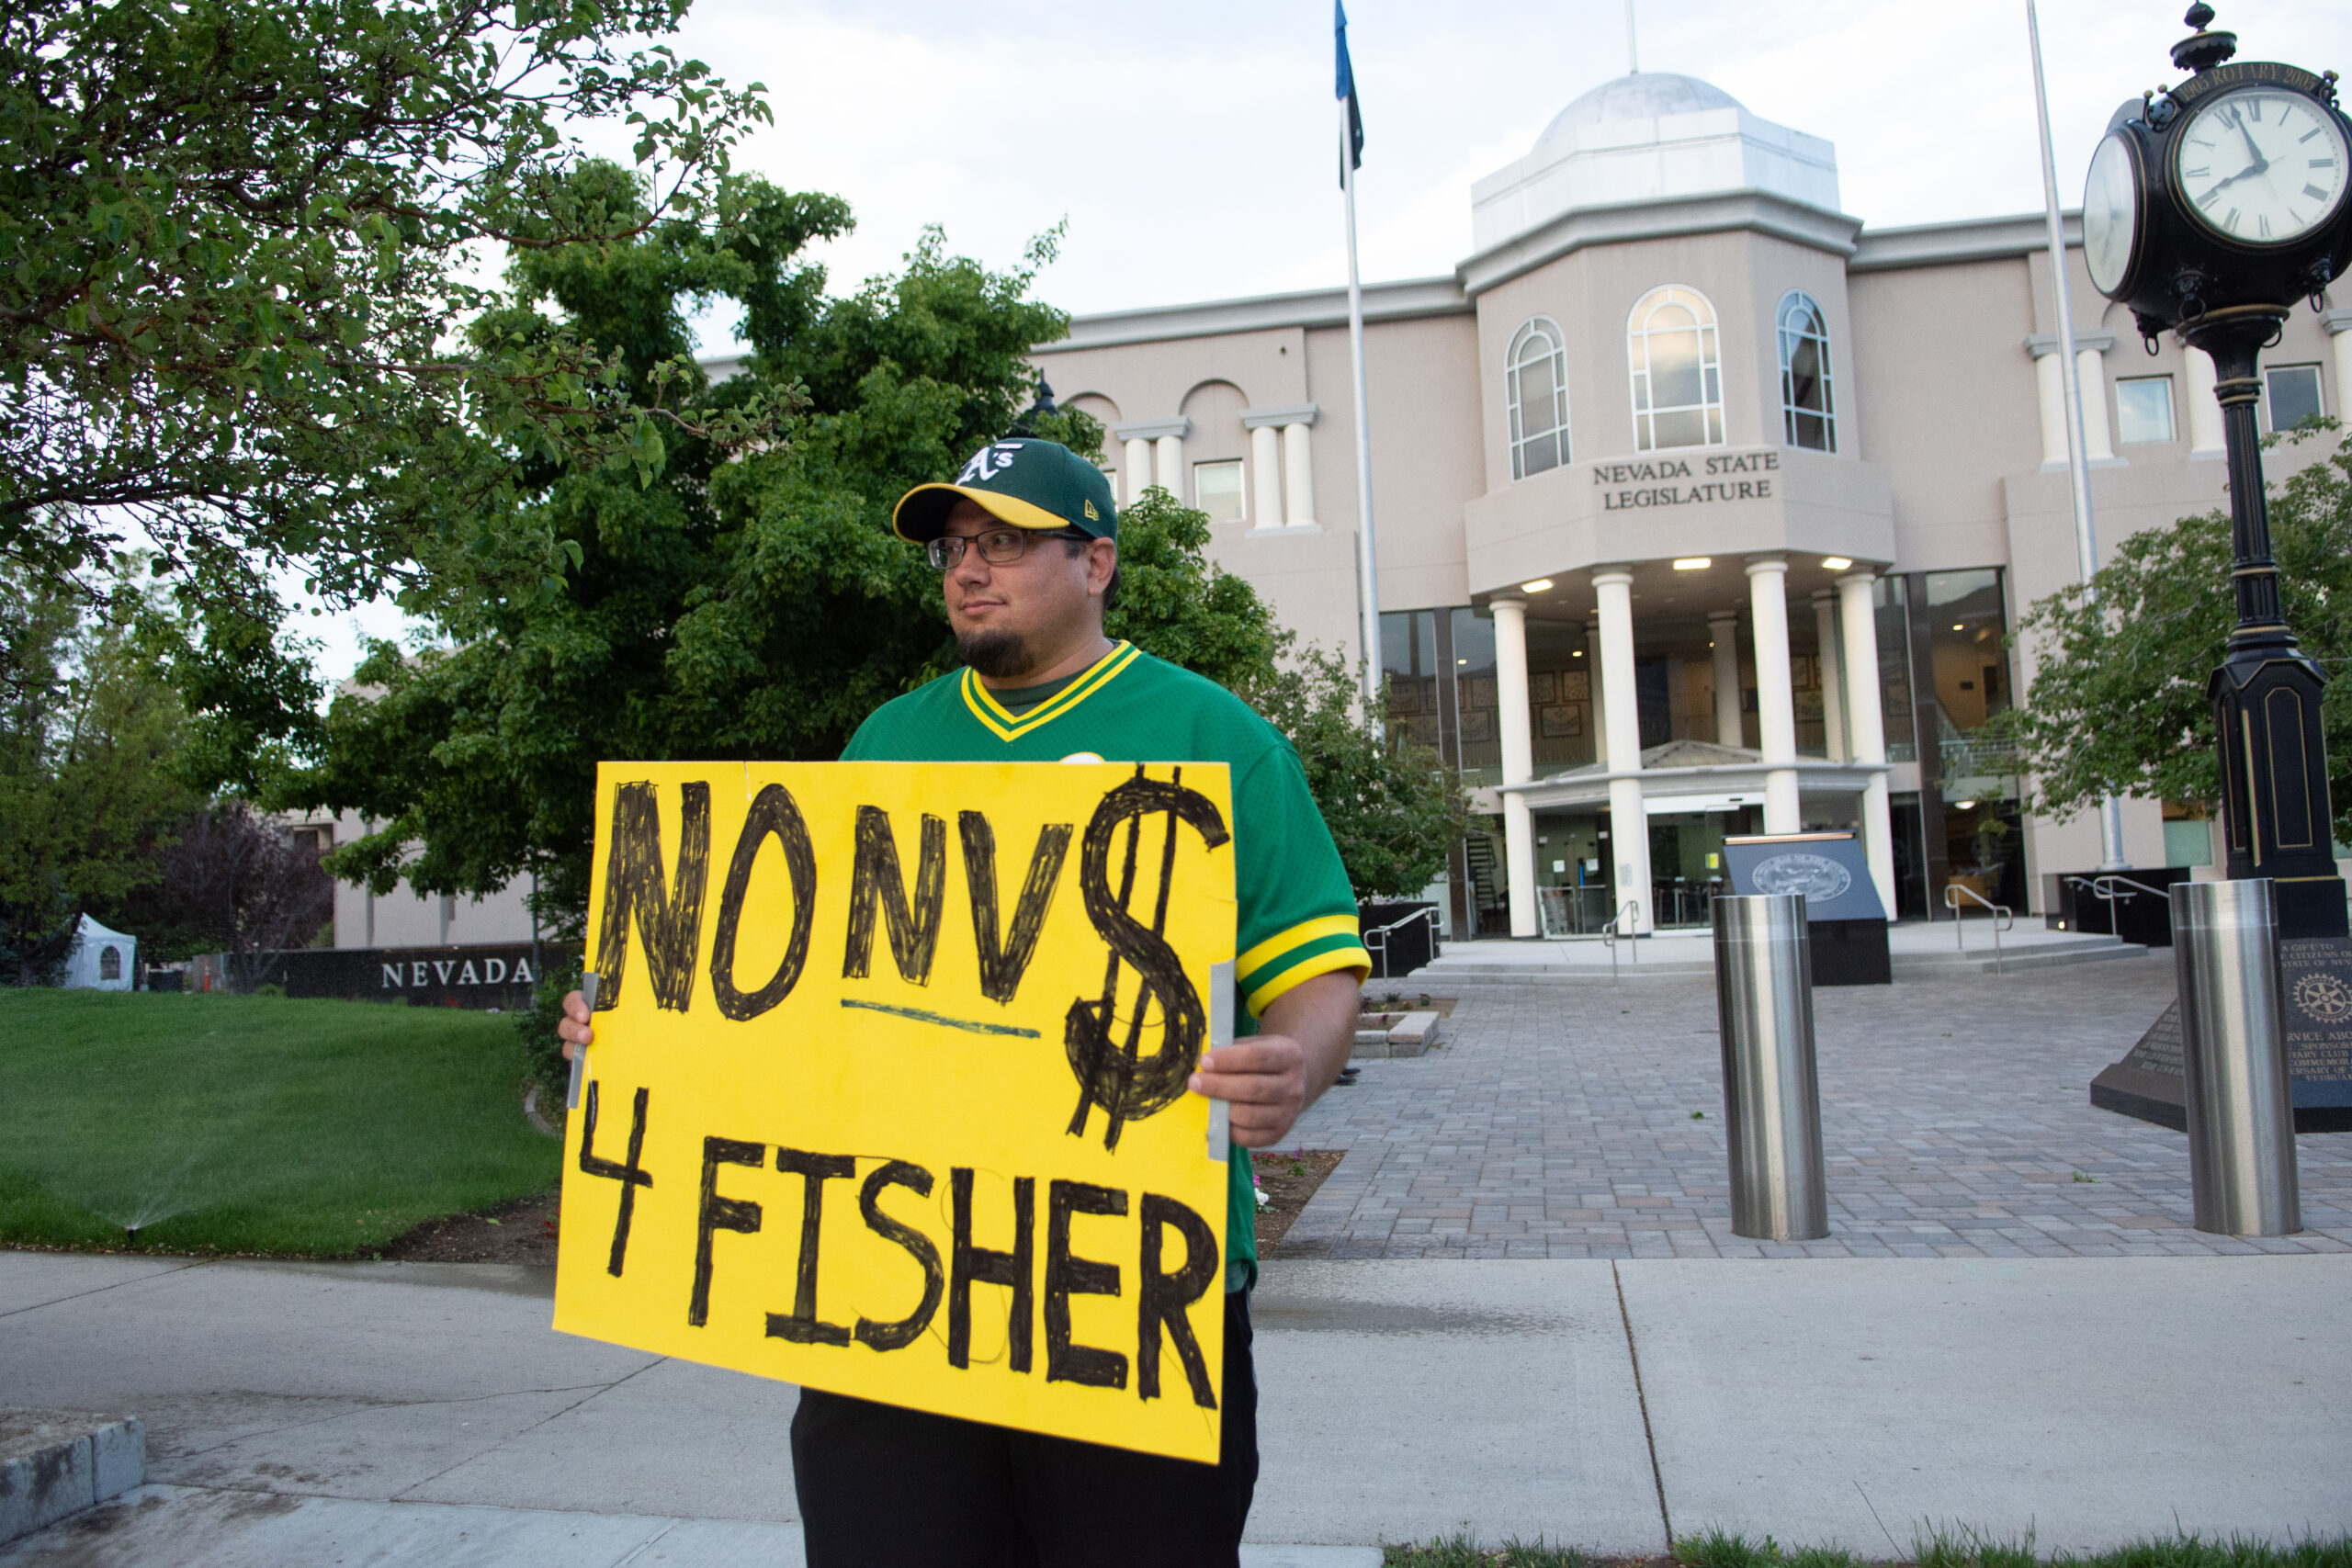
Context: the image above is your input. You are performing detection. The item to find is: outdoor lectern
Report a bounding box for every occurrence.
[1721,832,1889,987]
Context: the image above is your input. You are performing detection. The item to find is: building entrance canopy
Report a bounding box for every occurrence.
[1513,738,1883,813]
[1487,556,1899,940]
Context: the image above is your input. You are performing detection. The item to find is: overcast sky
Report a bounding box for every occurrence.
[662,0,2352,323]
[306,0,2352,677]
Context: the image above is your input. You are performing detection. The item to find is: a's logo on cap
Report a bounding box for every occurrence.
[957,441,1025,486]
[1083,500,1099,521]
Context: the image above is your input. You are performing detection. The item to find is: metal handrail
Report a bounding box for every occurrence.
[1600,900,1641,979]
[2090,874,2172,904]
[1362,905,1440,976]
[1943,884,2014,974]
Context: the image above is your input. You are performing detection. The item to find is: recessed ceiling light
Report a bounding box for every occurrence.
[1953,624,1964,632]
[1953,799,1977,810]
[1521,578,1555,593]
[1572,649,1583,657]
[1672,558,1711,571]
[1822,557,1853,570]
[1457,658,1468,665]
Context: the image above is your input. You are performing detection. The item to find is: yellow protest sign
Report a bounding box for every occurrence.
[553,761,1238,1463]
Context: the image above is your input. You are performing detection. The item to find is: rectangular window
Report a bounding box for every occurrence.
[1380,609,1442,757]
[1524,616,1592,777]
[2114,376,2177,445]
[1451,607,1500,786]
[1871,577,1916,765]
[1193,459,1245,524]
[2164,804,2213,869]
[2266,364,2324,434]
[1925,570,2008,737]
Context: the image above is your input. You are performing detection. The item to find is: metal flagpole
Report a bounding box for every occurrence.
[1342,103,1381,719]
[2027,0,2129,870]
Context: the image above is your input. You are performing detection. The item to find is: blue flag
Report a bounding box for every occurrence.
[1335,1,1363,186]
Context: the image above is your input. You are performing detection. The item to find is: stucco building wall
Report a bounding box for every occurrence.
[1026,69,2352,935]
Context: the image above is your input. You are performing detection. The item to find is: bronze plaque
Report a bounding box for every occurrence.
[2281,938,2352,1097]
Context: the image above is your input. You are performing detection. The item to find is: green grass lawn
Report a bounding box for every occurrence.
[0,990,559,1257]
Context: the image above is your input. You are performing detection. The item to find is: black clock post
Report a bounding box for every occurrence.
[2082,5,2352,1132]
[2182,298,2341,934]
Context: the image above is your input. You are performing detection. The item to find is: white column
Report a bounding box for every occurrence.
[2186,344,2224,457]
[1154,434,1184,501]
[2031,344,2070,467]
[1249,424,1282,529]
[1593,569,1651,935]
[1281,423,1316,527]
[2325,310,2352,436]
[1586,625,1609,768]
[1812,589,1847,762]
[1708,611,1741,748]
[1493,597,1539,939]
[1838,570,1898,920]
[2075,343,2115,461]
[1122,437,1153,503]
[1747,556,1801,834]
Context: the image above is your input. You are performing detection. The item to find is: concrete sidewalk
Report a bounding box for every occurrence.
[3,1250,2345,1562]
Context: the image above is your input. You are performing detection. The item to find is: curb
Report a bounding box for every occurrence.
[0,1409,146,1547]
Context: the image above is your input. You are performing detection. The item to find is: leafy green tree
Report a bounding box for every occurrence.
[1103,490,1283,691]
[1,0,775,607]
[0,569,194,981]
[274,175,1282,933]
[1244,646,1476,898]
[254,162,1465,935]
[2007,424,2352,843]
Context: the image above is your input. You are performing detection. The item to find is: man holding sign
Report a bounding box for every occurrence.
[559,437,1368,1566]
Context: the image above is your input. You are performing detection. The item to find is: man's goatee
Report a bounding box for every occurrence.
[958,628,1035,680]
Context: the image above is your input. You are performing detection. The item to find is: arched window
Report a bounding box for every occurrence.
[1626,286,1724,451]
[1777,290,1837,452]
[1507,318,1571,479]
[98,946,120,981]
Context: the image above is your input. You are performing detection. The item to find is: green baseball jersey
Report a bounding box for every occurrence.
[842,641,1371,1288]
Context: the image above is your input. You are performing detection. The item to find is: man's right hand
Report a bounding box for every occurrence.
[557,990,594,1060]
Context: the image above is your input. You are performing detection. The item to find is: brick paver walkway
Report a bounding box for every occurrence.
[1279,954,2352,1259]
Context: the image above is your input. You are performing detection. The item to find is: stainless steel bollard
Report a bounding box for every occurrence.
[1712,894,1829,1241]
[2171,879,2301,1236]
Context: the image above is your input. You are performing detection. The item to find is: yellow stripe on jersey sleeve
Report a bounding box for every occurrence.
[1238,913,1363,978]
[1237,914,1371,1016]
[1243,940,1373,1018]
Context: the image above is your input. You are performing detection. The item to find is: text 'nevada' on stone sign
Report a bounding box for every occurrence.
[1594,448,1781,510]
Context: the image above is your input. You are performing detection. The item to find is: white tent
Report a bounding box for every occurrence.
[62,914,137,991]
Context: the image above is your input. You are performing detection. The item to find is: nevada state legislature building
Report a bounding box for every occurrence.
[1027,70,2352,943]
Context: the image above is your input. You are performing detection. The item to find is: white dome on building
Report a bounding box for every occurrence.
[1471,72,1839,255]
[1534,73,1745,146]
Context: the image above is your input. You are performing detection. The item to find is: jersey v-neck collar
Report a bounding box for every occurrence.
[958,641,1140,742]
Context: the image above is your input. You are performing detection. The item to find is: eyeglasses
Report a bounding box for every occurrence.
[923,527,1091,571]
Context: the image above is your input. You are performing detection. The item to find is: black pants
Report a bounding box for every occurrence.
[791,1289,1258,1568]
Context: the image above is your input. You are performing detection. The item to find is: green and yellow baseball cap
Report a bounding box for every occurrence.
[891,438,1118,544]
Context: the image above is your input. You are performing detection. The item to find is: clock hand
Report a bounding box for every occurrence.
[2207,160,2263,194]
[2232,110,2269,176]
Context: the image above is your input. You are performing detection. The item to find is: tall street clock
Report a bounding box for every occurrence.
[2084,4,2352,335]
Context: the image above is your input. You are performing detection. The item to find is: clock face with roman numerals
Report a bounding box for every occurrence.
[2174,86,2349,246]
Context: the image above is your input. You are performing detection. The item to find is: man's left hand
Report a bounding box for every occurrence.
[1186,968,1362,1148]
